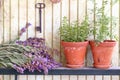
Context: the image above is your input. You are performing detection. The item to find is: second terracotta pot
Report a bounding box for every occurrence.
[89,40,116,69]
[61,41,88,68]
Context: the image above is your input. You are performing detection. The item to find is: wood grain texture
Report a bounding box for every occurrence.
[70,75,77,80]
[18,75,27,80]
[86,75,94,80]
[44,75,52,80]
[19,0,27,40]
[11,0,18,40]
[10,75,15,80]
[27,75,36,80]
[28,0,35,38]
[4,0,10,42]
[61,75,69,80]
[95,75,102,80]
[0,76,3,80]
[3,75,10,80]
[52,2,61,62]
[53,75,60,80]
[112,76,119,80]
[0,0,3,44]
[103,76,111,80]
[0,0,119,80]
[36,75,44,80]
[78,75,86,80]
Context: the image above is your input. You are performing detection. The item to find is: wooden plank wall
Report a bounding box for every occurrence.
[0,0,120,80]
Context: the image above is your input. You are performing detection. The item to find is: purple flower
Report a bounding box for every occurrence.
[25,23,32,28]
[19,23,32,36]
[20,28,26,36]
[13,65,25,73]
[15,37,61,74]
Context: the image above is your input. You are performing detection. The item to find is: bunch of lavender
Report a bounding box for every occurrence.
[0,23,61,74]
[16,37,61,74]
[13,23,61,74]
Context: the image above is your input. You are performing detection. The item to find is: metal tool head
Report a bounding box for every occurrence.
[35,3,45,9]
[35,3,45,33]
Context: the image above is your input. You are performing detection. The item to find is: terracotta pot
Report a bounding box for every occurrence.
[61,41,88,68]
[50,0,61,3]
[89,40,116,69]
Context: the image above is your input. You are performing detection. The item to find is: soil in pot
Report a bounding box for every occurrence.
[61,41,88,68]
[89,40,116,69]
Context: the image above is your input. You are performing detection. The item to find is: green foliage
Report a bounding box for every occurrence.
[90,0,118,42]
[0,44,31,68]
[59,17,89,42]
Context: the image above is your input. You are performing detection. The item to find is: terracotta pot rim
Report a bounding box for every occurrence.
[89,40,116,47]
[61,41,89,47]
[89,40,116,42]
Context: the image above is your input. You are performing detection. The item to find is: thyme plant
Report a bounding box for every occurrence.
[59,17,89,42]
[90,0,118,42]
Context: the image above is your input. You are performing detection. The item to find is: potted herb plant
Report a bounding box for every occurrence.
[59,17,89,68]
[89,0,118,69]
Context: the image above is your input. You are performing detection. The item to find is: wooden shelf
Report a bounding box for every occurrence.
[0,67,120,80]
[0,67,120,75]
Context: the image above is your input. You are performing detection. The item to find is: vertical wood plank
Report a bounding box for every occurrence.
[103,76,111,80]
[112,76,119,80]
[95,75,102,80]
[10,75,15,80]
[35,0,37,37]
[0,1,4,80]
[9,0,11,41]
[78,0,86,22]
[18,75,27,80]
[36,75,44,80]
[61,75,69,80]
[0,75,3,80]
[11,0,18,40]
[27,75,35,80]
[61,0,69,18]
[19,0,27,40]
[25,0,28,38]
[70,75,77,80]
[111,0,119,67]
[53,1,61,62]
[28,0,35,37]
[53,75,60,80]
[119,0,120,66]
[78,75,86,80]
[4,0,10,42]
[45,75,52,80]
[44,0,52,49]
[87,76,94,80]
[3,75,10,80]
[0,0,3,44]
[70,0,77,22]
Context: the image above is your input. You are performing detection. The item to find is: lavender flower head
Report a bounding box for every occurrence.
[15,37,61,74]
[19,23,32,36]
[14,23,61,74]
